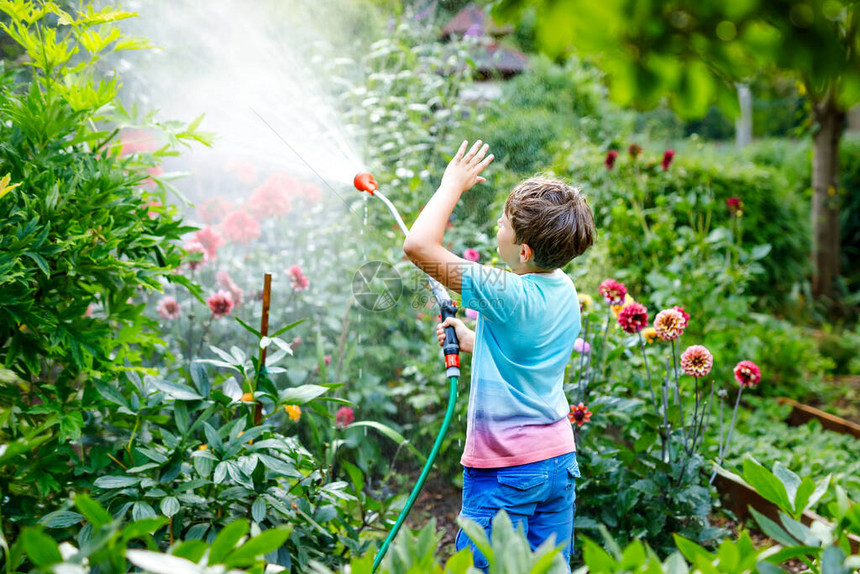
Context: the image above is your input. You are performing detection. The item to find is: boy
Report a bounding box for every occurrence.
[403,140,595,570]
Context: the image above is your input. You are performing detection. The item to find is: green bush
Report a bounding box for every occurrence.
[0,1,208,527]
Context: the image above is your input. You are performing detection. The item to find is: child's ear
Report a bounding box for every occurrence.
[519,243,534,263]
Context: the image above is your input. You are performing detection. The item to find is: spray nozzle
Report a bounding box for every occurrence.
[354,172,378,195]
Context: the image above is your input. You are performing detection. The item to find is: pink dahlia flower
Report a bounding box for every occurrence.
[568,403,592,427]
[680,345,713,378]
[287,264,309,292]
[194,227,223,261]
[247,173,296,219]
[156,296,180,320]
[672,305,690,328]
[599,279,627,306]
[207,290,234,319]
[183,240,209,271]
[220,211,261,244]
[336,406,355,428]
[654,309,686,340]
[661,149,675,171]
[618,302,649,334]
[463,248,480,262]
[734,360,762,388]
[605,150,619,171]
[573,338,591,354]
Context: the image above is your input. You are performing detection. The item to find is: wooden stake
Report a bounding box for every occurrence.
[254,273,272,425]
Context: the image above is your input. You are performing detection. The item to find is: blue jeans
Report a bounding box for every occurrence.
[455,451,580,572]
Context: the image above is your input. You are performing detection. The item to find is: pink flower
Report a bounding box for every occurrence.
[119,130,156,156]
[215,271,243,309]
[207,290,234,319]
[336,406,355,428]
[661,149,675,171]
[197,198,234,225]
[220,211,261,244]
[653,308,686,340]
[156,296,180,320]
[183,240,209,271]
[599,279,627,306]
[290,336,302,351]
[672,306,690,328]
[568,403,592,427]
[680,345,713,378]
[617,302,649,334]
[628,144,642,159]
[246,173,295,219]
[287,264,309,292]
[734,360,762,388]
[573,338,590,354]
[465,308,479,319]
[324,354,332,366]
[224,159,258,185]
[84,303,95,318]
[194,227,223,260]
[463,248,480,262]
[604,150,619,171]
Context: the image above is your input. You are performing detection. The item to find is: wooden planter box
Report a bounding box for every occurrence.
[714,469,860,553]
[778,397,860,439]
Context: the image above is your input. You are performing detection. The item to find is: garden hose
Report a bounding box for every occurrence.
[372,375,458,572]
[353,173,461,572]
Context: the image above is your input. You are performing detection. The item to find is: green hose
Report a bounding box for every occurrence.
[372,375,459,572]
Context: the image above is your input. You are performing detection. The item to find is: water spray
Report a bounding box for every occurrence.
[354,173,460,572]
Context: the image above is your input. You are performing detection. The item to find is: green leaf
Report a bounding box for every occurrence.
[251,497,266,523]
[74,494,112,529]
[160,496,180,518]
[772,462,802,514]
[19,528,62,567]
[123,517,169,540]
[748,507,799,547]
[94,475,141,489]
[279,384,329,405]
[742,457,793,514]
[345,421,426,462]
[153,379,203,401]
[234,317,261,338]
[208,519,249,564]
[39,510,84,528]
[126,550,201,574]
[223,527,292,567]
[271,318,305,338]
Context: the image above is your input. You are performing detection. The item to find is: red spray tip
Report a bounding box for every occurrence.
[354,172,377,194]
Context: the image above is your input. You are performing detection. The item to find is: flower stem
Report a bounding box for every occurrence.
[195,316,214,358]
[710,386,743,485]
[671,340,690,454]
[576,318,590,403]
[638,331,658,415]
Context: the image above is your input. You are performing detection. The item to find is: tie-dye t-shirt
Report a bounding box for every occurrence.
[459,263,580,468]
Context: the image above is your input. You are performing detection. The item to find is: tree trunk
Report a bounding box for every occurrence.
[811,97,846,298]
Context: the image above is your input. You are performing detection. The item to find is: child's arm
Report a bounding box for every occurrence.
[403,140,493,293]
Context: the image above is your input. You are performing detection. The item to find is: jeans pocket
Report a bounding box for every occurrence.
[455,511,493,570]
[496,471,547,491]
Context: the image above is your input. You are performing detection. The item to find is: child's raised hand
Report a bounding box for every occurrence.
[440,140,494,194]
